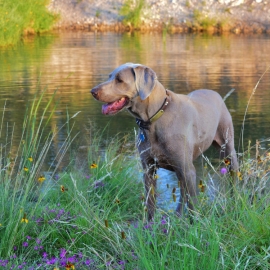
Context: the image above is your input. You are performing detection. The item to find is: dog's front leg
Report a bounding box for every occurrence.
[144,165,157,221]
[175,163,197,217]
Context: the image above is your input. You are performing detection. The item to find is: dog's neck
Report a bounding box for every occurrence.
[146,81,168,120]
[129,81,168,120]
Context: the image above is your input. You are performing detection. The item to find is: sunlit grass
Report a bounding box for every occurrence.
[0,84,270,268]
[0,0,58,47]
[119,0,146,28]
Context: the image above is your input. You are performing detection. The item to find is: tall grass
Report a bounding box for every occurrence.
[120,0,146,28]
[0,84,270,268]
[0,0,58,47]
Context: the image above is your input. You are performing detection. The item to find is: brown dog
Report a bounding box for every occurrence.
[91,63,238,220]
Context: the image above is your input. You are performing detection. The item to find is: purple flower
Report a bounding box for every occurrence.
[0,260,8,267]
[220,167,228,175]
[22,242,28,247]
[144,222,153,229]
[67,256,76,263]
[26,236,31,240]
[34,246,39,250]
[55,174,60,180]
[60,248,67,258]
[46,257,57,265]
[131,250,138,259]
[162,228,168,234]
[85,259,93,266]
[161,216,167,225]
[43,252,48,258]
[36,238,41,244]
[94,180,105,189]
[13,246,17,251]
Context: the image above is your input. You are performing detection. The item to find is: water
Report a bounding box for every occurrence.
[1,32,270,209]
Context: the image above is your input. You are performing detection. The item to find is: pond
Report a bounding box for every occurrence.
[1,31,270,209]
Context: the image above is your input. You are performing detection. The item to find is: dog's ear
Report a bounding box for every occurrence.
[133,65,157,100]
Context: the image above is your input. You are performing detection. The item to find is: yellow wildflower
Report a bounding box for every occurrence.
[237,171,243,180]
[28,157,33,162]
[23,166,29,172]
[224,158,231,166]
[38,176,46,183]
[198,180,206,192]
[21,213,28,223]
[90,162,98,169]
[61,185,68,192]
[65,262,75,270]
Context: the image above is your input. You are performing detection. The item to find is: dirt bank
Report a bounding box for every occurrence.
[48,0,270,34]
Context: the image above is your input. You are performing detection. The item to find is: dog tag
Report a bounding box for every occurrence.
[139,131,145,142]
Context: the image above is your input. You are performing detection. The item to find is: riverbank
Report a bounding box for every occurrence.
[48,0,270,34]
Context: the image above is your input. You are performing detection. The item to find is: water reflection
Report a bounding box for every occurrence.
[0,32,270,172]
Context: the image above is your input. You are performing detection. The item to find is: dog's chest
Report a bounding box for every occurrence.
[142,131,168,159]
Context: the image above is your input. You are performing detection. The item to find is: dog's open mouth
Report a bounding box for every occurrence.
[102,97,129,115]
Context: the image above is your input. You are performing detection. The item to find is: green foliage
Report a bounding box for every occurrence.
[120,0,145,28]
[95,10,101,18]
[0,83,270,268]
[193,9,217,30]
[0,0,58,46]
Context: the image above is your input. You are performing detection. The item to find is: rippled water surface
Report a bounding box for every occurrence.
[1,32,270,208]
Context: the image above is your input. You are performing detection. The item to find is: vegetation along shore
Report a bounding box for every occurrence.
[2,0,270,46]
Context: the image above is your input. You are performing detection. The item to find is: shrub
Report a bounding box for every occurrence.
[120,0,145,28]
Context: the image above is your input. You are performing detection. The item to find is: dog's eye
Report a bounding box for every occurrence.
[116,76,123,83]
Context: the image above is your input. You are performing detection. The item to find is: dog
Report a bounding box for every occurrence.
[91,63,238,220]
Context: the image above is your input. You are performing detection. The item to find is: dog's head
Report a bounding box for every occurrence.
[90,63,157,115]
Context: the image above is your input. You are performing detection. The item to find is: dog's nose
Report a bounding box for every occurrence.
[91,88,99,99]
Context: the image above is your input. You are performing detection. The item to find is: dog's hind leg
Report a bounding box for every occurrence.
[213,124,238,172]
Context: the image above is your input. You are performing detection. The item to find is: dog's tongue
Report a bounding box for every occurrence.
[102,97,127,115]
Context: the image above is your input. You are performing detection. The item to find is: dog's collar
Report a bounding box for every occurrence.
[135,90,170,130]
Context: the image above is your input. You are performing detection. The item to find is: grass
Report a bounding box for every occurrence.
[193,9,218,31]
[119,0,146,28]
[0,0,58,47]
[0,85,270,269]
